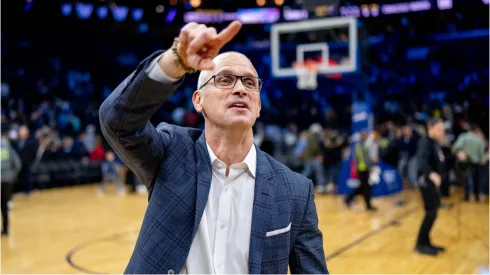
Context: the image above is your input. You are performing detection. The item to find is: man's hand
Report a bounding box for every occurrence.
[429,172,441,187]
[457,151,467,162]
[158,21,242,78]
[180,20,242,70]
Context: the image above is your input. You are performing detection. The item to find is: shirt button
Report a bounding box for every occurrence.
[221,224,225,229]
[224,186,228,191]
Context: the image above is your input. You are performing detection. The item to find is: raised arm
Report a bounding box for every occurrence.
[99,50,185,194]
[99,21,242,194]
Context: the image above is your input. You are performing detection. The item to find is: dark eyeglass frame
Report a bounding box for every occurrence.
[198,73,263,92]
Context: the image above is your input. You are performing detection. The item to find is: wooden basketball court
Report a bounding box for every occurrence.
[1,184,488,274]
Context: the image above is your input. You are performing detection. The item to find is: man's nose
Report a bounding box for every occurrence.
[232,80,248,96]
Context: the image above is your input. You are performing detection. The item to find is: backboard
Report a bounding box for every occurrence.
[270,17,358,80]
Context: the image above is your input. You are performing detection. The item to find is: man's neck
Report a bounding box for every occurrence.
[205,125,254,169]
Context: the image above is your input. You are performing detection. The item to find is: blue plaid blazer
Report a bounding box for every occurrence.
[99,51,328,274]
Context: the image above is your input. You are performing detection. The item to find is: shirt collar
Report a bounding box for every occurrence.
[206,142,257,178]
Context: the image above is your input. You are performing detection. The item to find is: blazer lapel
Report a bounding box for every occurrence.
[248,149,273,274]
[193,132,212,236]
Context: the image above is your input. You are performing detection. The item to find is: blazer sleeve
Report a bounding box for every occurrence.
[289,180,328,274]
[99,50,184,194]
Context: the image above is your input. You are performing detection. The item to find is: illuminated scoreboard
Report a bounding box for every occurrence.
[300,0,341,17]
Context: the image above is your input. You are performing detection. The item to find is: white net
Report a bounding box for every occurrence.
[294,62,318,90]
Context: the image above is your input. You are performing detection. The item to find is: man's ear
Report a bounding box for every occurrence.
[192,90,203,113]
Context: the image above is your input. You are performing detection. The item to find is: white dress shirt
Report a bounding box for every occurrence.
[146,56,257,274]
[182,144,256,274]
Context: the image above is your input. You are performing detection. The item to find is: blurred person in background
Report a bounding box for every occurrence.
[438,130,454,199]
[384,121,397,140]
[98,151,125,196]
[397,125,419,188]
[301,123,327,193]
[259,134,275,156]
[13,125,39,195]
[124,167,147,195]
[292,130,309,170]
[366,127,382,167]
[414,118,446,256]
[89,135,105,162]
[283,123,300,171]
[83,125,96,152]
[57,136,76,160]
[1,124,22,236]
[344,128,379,211]
[35,127,59,163]
[377,123,399,168]
[452,123,486,202]
[322,128,346,193]
[72,133,89,160]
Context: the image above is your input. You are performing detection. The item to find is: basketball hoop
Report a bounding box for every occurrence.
[293,60,318,90]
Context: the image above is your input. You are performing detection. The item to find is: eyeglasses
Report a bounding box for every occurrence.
[198,74,263,92]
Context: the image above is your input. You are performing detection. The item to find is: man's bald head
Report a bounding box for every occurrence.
[197,51,257,90]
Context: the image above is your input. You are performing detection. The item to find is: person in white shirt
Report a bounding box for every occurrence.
[100,20,328,274]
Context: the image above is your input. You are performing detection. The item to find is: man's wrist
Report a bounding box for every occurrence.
[157,49,187,80]
[170,37,197,74]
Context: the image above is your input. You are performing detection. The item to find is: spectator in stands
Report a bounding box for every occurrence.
[13,125,39,195]
[72,133,89,160]
[89,135,105,161]
[1,124,22,236]
[82,125,97,153]
[57,136,76,160]
[36,127,60,163]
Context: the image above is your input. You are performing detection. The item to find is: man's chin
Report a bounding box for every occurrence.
[226,117,254,129]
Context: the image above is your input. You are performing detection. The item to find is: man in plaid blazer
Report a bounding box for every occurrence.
[99,20,327,274]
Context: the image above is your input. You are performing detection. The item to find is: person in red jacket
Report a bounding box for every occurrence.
[89,135,105,161]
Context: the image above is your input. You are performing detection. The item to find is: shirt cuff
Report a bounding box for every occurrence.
[145,53,181,83]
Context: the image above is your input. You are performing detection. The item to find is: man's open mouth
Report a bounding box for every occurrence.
[229,101,249,109]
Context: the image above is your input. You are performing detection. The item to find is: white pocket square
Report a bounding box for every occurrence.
[266,222,291,237]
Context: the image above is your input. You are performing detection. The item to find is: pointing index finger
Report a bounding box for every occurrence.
[215,20,242,47]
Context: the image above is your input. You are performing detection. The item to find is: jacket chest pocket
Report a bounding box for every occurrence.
[263,223,292,259]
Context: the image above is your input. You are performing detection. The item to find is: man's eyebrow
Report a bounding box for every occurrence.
[215,68,257,77]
